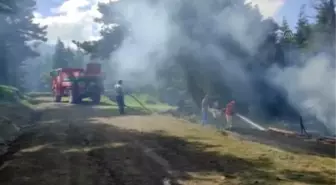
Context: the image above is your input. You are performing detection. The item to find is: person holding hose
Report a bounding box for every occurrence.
[201,94,209,125]
[114,80,125,115]
[224,100,235,130]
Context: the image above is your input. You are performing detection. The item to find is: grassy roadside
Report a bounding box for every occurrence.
[0,86,38,153]
[108,114,336,185]
[96,94,174,112]
[0,85,38,109]
[1,92,334,185]
[27,91,174,111]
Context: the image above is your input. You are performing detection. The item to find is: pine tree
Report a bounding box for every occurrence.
[314,0,335,30]
[280,17,294,44]
[0,0,47,87]
[73,1,130,59]
[295,5,311,49]
[0,0,17,13]
[52,39,69,69]
[314,0,335,60]
[71,49,85,68]
[64,48,75,67]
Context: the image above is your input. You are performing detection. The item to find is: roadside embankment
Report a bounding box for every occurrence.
[0,86,41,156]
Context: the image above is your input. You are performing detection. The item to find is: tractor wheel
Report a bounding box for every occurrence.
[91,94,101,104]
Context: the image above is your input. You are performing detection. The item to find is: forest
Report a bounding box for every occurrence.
[0,0,335,134]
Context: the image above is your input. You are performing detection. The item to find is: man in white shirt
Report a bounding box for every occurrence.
[114,80,125,115]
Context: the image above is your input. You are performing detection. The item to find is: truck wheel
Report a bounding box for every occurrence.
[91,94,101,104]
[54,94,61,102]
[69,90,78,104]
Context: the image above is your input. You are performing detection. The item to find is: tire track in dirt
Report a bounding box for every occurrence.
[41,98,177,185]
[0,98,128,185]
[70,120,177,185]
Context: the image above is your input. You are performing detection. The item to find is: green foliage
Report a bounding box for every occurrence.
[52,39,69,69]
[313,0,335,57]
[314,0,335,30]
[39,72,52,91]
[73,1,127,59]
[280,17,295,44]
[0,0,47,88]
[295,5,311,48]
[0,85,24,102]
[0,0,17,13]
[52,39,86,69]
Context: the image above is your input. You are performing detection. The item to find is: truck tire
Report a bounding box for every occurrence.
[91,94,101,104]
[69,84,80,104]
[54,95,61,102]
[53,91,61,102]
[68,90,77,104]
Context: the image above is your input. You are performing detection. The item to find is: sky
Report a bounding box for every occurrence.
[34,0,316,45]
[274,0,316,28]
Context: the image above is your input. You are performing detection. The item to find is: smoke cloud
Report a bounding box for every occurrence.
[106,0,335,135]
[110,1,175,87]
[108,0,269,94]
[269,54,336,135]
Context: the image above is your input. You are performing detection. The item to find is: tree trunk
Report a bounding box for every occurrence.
[0,41,8,85]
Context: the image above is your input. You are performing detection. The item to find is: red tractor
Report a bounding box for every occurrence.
[50,63,104,104]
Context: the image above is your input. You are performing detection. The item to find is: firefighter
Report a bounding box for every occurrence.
[224,100,236,130]
[201,94,209,125]
[114,80,125,115]
[299,115,308,136]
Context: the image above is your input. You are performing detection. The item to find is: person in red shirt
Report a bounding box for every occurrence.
[224,100,235,129]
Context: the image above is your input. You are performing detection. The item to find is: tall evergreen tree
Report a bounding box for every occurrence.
[73,1,126,59]
[0,0,17,13]
[295,5,311,49]
[0,0,47,87]
[280,17,294,44]
[71,49,85,68]
[52,39,69,69]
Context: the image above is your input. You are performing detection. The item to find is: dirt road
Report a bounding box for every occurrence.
[0,96,176,185]
[0,95,335,185]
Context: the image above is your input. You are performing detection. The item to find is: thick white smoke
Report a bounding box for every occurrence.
[108,0,268,94]
[110,1,175,87]
[269,54,336,135]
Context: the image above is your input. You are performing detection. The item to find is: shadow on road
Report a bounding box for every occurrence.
[0,124,276,185]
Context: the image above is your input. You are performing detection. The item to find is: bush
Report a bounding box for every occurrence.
[0,85,24,102]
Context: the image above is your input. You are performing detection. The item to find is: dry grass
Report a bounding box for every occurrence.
[1,96,335,185]
[104,114,336,185]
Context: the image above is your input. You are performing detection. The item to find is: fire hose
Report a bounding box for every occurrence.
[126,94,153,113]
[104,90,153,113]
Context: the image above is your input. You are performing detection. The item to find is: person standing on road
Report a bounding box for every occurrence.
[299,115,308,136]
[225,100,235,130]
[201,94,209,125]
[114,80,125,115]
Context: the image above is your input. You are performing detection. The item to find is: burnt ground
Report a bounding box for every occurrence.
[0,95,335,185]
